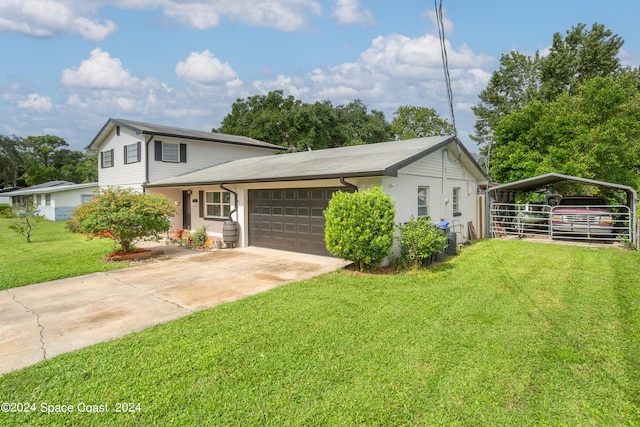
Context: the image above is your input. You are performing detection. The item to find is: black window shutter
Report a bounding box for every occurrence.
[155,141,162,161]
[199,191,204,218]
[124,145,128,164]
[136,141,141,162]
[180,143,187,163]
[100,152,104,168]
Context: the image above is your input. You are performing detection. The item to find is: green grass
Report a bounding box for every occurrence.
[0,217,128,290]
[1,239,639,425]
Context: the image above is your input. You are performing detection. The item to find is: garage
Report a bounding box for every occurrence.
[248,187,347,256]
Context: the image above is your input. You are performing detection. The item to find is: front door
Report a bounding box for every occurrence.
[182,190,191,230]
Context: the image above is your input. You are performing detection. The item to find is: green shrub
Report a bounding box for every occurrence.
[399,216,448,268]
[324,186,396,271]
[73,187,177,253]
[0,204,11,218]
[190,225,209,247]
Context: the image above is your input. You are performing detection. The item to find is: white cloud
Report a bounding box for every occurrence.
[150,0,323,32]
[0,0,117,41]
[60,48,141,89]
[17,93,53,112]
[332,0,375,26]
[175,50,239,85]
[252,75,309,98]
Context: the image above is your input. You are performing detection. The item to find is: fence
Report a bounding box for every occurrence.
[490,203,631,242]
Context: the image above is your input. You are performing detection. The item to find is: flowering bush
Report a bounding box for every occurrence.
[73,187,177,253]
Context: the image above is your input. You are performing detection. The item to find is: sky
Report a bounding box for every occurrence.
[1,0,640,154]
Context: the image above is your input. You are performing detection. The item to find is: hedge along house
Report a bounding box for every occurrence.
[3,181,98,221]
[87,118,284,192]
[147,136,487,257]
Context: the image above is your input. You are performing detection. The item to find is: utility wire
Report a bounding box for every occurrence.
[435,0,457,137]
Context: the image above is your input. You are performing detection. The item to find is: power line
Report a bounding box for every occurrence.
[435,0,457,137]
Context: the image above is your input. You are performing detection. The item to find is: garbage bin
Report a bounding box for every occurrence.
[435,221,450,262]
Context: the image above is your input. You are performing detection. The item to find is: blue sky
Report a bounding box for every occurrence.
[1,0,639,153]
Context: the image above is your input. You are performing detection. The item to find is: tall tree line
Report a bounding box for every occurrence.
[472,22,640,190]
[0,135,97,189]
[214,90,453,152]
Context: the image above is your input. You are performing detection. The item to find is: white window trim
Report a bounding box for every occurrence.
[125,142,141,164]
[162,142,180,163]
[204,190,232,219]
[453,187,461,214]
[417,186,429,217]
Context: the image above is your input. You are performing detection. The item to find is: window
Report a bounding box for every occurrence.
[81,194,93,204]
[101,149,114,168]
[204,191,231,218]
[125,142,141,164]
[45,194,51,206]
[417,186,429,217]
[36,194,42,205]
[453,187,461,215]
[155,141,187,163]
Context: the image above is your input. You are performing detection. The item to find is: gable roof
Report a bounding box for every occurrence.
[2,181,97,196]
[148,136,486,187]
[87,118,284,151]
[490,172,638,204]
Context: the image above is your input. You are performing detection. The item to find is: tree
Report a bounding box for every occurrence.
[215,91,392,150]
[472,51,541,145]
[324,187,396,271]
[9,203,43,243]
[0,135,26,188]
[472,23,625,155]
[390,105,454,140]
[540,23,623,101]
[490,76,640,190]
[73,187,177,253]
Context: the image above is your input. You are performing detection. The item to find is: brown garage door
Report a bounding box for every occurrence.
[248,187,345,256]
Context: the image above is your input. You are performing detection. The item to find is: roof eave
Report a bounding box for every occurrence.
[147,171,388,188]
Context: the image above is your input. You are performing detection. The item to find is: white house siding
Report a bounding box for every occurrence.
[97,126,146,190]
[392,148,479,241]
[32,187,97,221]
[148,138,279,184]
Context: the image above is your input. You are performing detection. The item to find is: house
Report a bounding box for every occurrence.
[87,118,284,191]
[146,136,486,257]
[3,181,98,221]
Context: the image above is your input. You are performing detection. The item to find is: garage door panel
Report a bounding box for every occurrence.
[249,187,347,256]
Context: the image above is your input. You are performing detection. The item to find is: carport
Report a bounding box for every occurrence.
[488,173,638,247]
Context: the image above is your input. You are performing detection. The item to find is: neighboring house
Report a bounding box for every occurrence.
[3,181,98,221]
[147,136,486,257]
[87,118,284,191]
[0,187,20,205]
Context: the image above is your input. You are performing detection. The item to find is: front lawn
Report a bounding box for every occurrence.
[0,218,127,290]
[1,239,639,425]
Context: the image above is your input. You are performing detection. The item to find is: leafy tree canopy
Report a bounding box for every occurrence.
[491,75,640,190]
[215,90,452,151]
[391,105,454,140]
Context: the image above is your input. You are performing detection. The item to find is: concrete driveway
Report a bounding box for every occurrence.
[0,246,348,376]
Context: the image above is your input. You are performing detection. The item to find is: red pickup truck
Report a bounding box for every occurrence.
[551,196,613,235]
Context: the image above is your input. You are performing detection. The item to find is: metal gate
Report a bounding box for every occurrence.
[490,203,631,242]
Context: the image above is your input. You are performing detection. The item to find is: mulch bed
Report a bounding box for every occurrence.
[106,248,164,262]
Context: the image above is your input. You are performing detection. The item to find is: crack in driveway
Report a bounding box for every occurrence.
[5,289,47,361]
[104,272,194,314]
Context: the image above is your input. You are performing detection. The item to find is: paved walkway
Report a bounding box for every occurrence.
[0,246,349,375]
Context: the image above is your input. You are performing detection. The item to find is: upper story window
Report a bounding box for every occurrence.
[453,187,461,215]
[101,149,114,168]
[417,186,429,217]
[204,191,231,219]
[125,142,141,164]
[155,141,187,163]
